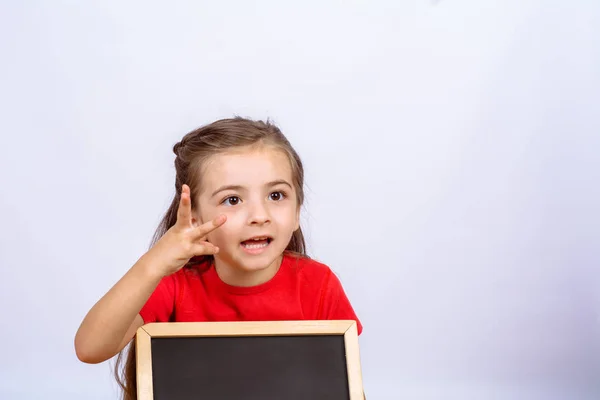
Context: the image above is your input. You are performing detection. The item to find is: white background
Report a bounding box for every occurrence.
[1,1,599,399]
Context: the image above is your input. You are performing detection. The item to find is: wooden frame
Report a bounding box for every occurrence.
[135,320,364,400]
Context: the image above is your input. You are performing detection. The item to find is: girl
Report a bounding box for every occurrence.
[74,117,363,399]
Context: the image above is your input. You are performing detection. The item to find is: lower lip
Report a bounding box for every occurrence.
[240,241,271,255]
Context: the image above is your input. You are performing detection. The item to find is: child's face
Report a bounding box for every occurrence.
[193,145,300,283]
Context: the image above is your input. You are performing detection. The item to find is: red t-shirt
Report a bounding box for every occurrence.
[139,253,363,335]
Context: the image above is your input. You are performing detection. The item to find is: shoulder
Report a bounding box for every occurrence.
[285,253,333,280]
[158,262,211,293]
[284,253,342,293]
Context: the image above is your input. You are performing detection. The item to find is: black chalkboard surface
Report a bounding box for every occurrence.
[135,321,364,400]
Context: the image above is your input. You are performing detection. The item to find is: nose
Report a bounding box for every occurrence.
[247,200,271,225]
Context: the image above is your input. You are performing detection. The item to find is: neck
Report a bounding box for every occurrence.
[213,254,283,287]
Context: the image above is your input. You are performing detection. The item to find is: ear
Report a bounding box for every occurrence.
[191,209,202,228]
[294,207,301,231]
[191,208,211,242]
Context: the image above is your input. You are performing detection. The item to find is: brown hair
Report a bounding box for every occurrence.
[113,117,307,399]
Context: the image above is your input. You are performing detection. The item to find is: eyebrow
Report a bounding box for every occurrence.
[211,179,293,198]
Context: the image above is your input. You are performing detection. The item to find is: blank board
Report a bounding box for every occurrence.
[135,320,364,400]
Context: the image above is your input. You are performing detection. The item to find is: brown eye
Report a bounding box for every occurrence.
[269,191,285,201]
[222,196,240,206]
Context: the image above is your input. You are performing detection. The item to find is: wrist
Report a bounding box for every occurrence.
[135,251,167,282]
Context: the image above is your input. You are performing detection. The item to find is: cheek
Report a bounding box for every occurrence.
[206,211,244,243]
[207,229,227,245]
[273,205,298,224]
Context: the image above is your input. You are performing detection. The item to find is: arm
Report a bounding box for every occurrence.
[74,185,225,364]
[74,255,164,364]
[320,270,366,399]
[320,270,363,334]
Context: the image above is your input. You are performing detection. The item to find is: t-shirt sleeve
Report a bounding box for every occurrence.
[320,270,363,335]
[139,273,177,323]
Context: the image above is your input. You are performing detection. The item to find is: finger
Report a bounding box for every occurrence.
[193,242,220,256]
[176,185,192,227]
[192,214,227,239]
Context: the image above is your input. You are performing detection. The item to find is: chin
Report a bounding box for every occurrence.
[230,247,283,272]
[234,255,280,273]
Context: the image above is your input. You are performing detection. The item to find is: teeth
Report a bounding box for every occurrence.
[243,242,269,249]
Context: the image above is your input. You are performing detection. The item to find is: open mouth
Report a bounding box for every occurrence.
[241,236,273,250]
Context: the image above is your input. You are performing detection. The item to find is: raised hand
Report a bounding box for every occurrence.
[148,184,226,277]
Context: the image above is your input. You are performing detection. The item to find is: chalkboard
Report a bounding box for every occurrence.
[135,320,364,400]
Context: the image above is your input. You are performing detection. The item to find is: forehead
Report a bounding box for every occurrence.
[200,146,293,192]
